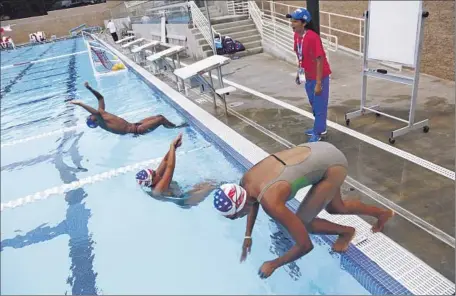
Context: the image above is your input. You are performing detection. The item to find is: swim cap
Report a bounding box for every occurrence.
[86,115,98,128]
[136,169,154,187]
[213,183,247,217]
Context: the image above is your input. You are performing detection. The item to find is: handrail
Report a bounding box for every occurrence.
[227,0,248,15]
[188,1,221,52]
[262,1,364,54]
[247,1,263,36]
[247,0,338,57]
[261,14,338,51]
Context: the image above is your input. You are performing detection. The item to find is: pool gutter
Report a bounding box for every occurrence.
[92,35,455,296]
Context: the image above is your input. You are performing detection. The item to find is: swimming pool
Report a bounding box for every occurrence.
[1,37,375,294]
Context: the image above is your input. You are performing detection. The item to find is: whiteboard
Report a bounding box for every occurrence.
[367,0,422,67]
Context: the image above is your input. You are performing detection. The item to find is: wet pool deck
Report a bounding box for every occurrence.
[112,40,455,281]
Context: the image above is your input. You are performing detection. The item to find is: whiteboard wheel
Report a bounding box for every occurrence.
[388,137,396,144]
[423,126,429,133]
[345,119,350,126]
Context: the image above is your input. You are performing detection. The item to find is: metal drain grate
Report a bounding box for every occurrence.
[316,209,455,295]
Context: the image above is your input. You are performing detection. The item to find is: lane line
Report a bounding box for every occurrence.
[1,107,155,148]
[1,145,211,212]
[1,51,88,70]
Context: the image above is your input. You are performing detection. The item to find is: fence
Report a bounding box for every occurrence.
[188,0,221,52]
[258,1,364,56]
[226,0,249,15]
[247,1,337,64]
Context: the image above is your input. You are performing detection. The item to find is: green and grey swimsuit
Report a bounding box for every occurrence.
[256,142,348,203]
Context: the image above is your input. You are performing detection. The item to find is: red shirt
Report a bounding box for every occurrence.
[294,30,331,80]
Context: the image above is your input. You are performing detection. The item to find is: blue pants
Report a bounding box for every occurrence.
[304,76,330,135]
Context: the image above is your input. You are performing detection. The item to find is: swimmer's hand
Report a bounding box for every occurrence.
[171,133,183,149]
[69,100,83,106]
[84,82,90,88]
[258,260,278,279]
[240,237,252,262]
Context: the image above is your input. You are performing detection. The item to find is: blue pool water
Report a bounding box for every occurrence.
[1,38,371,295]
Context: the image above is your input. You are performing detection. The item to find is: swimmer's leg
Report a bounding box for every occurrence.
[183,180,219,207]
[135,115,170,134]
[296,166,355,252]
[325,191,394,233]
[138,115,188,132]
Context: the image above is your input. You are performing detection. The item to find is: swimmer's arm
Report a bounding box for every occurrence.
[245,201,260,237]
[155,149,171,177]
[153,146,176,194]
[85,83,106,111]
[262,202,314,268]
[72,101,100,115]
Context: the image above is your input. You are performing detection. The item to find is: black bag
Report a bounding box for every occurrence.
[222,36,237,54]
[234,40,245,52]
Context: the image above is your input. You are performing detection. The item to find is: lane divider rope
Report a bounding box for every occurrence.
[1,144,211,212]
[1,51,89,70]
[1,107,155,148]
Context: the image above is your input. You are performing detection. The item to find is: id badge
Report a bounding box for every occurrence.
[298,68,306,83]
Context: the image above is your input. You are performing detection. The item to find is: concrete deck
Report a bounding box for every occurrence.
[108,38,455,282]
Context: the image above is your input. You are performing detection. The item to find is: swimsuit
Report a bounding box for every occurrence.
[128,122,143,135]
[257,142,348,203]
[132,122,142,134]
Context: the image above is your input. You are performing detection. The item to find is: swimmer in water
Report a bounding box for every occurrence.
[136,133,218,208]
[70,82,187,135]
[213,142,394,278]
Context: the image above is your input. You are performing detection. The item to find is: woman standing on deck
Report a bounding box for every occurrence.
[213,141,393,278]
[288,8,331,142]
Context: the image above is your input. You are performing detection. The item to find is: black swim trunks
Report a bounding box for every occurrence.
[132,122,142,134]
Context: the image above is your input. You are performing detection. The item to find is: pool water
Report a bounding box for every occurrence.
[1,38,370,295]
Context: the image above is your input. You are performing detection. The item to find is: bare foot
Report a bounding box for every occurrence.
[332,227,355,252]
[176,122,189,128]
[372,209,394,233]
[173,133,183,148]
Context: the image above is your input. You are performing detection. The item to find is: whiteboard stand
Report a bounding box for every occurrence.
[344,6,430,144]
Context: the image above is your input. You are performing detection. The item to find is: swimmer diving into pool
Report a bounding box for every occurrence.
[69,82,187,135]
[213,141,394,278]
[136,133,218,208]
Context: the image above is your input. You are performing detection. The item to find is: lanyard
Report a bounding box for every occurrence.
[296,31,307,62]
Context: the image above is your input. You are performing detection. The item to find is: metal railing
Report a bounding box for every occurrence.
[188,0,341,55]
[127,1,190,24]
[261,12,338,51]
[226,0,249,15]
[247,1,337,63]
[188,1,221,52]
[247,1,263,36]
[261,1,364,55]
